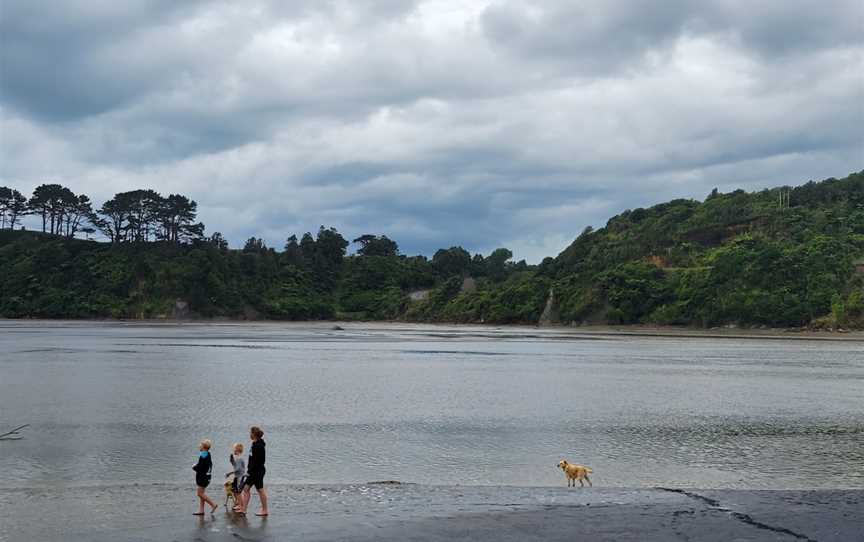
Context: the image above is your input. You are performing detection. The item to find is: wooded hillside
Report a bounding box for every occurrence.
[2,171,862,328]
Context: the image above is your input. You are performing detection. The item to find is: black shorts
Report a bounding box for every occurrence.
[196,474,211,488]
[245,470,265,490]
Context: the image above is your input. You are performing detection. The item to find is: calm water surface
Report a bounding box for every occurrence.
[1,321,861,489]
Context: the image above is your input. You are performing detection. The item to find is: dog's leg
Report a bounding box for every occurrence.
[585,475,592,487]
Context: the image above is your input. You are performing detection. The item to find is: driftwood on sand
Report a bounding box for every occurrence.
[0,424,29,441]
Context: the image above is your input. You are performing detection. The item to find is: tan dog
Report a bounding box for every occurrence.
[558,460,593,487]
[224,475,238,508]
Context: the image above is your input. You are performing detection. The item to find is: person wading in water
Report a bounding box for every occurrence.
[235,426,268,516]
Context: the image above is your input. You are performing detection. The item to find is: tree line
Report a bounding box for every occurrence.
[0,184,204,244]
[1,183,529,279]
[3,172,860,328]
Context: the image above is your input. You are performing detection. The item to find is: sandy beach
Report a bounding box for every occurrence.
[3,484,860,541]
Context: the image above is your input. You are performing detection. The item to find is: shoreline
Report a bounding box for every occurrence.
[11,480,864,492]
[4,484,860,541]
[3,317,863,341]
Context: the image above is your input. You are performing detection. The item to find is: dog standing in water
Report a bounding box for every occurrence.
[557,460,593,487]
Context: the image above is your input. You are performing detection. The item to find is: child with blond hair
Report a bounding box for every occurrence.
[192,439,218,515]
[228,442,246,496]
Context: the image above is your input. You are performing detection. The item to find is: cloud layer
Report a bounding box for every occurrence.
[2,0,862,261]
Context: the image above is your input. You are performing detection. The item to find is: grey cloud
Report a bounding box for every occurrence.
[695,1,863,57]
[0,0,862,261]
[0,1,215,120]
[480,0,863,72]
[481,0,692,74]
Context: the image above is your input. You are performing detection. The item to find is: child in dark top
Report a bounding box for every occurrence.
[235,426,269,516]
[192,439,218,515]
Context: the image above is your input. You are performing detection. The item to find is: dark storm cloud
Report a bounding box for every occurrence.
[480,1,863,69]
[0,1,212,120]
[1,0,862,261]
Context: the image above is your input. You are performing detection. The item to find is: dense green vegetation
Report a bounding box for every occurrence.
[1,171,863,329]
[0,225,525,321]
[536,172,864,329]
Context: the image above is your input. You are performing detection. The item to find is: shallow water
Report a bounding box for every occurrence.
[1,321,862,489]
[5,484,861,542]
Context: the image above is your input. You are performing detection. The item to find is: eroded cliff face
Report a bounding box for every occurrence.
[539,288,559,325]
[171,299,190,319]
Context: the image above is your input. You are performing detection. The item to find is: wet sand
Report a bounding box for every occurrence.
[3,484,860,542]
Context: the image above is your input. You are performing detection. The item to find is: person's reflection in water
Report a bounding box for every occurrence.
[227,511,248,530]
[226,510,270,539]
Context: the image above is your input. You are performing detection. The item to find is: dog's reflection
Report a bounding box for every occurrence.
[227,511,249,529]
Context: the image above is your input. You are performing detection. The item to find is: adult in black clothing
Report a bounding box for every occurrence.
[192,439,218,515]
[237,426,268,516]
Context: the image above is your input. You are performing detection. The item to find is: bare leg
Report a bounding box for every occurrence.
[195,487,206,515]
[256,487,269,516]
[202,489,218,512]
[237,486,251,513]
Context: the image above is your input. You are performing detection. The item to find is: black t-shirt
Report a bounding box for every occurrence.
[248,439,266,474]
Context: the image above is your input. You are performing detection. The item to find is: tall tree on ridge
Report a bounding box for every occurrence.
[299,232,316,264]
[432,246,471,278]
[157,194,203,243]
[61,194,94,238]
[313,226,348,290]
[93,195,130,243]
[486,247,513,282]
[29,184,77,234]
[27,184,91,236]
[283,234,304,266]
[124,189,163,242]
[353,234,399,257]
[0,187,28,230]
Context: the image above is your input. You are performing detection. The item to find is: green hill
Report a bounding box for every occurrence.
[1,171,862,328]
[424,171,864,329]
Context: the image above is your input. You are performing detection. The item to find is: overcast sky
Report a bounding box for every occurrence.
[1,1,862,261]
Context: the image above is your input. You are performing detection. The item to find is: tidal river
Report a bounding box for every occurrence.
[1,321,862,490]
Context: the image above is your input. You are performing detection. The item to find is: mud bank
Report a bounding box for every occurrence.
[3,484,860,541]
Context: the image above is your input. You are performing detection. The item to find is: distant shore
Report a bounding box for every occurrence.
[3,317,863,341]
[550,323,864,341]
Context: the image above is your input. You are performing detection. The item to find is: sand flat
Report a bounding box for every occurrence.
[3,484,860,541]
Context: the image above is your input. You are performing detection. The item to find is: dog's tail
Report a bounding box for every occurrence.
[585,467,593,473]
